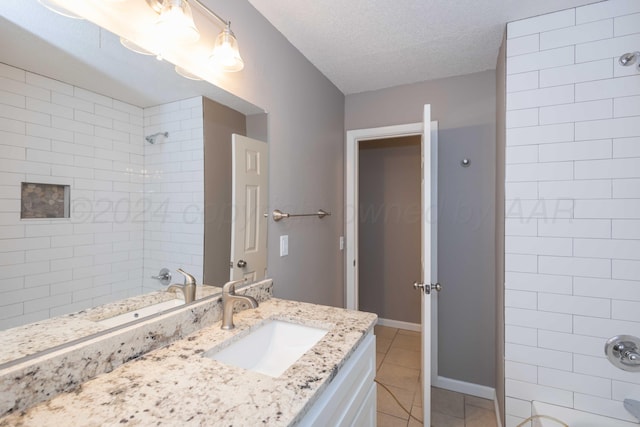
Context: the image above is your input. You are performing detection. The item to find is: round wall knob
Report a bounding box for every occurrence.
[432,283,443,292]
[237,260,247,268]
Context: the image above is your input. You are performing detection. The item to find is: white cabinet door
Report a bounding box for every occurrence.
[299,333,376,427]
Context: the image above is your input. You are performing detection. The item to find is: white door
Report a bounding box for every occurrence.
[414,104,439,426]
[345,106,438,426]
[230,134,268,282]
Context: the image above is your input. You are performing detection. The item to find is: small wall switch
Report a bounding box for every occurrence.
[280,235,288,257]
[339,236,344,251]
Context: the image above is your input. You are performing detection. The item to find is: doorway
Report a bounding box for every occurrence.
[358,136,422,330]
[345,114,439,425]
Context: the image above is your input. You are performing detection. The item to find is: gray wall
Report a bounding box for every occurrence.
[204,1,346,307]
[345,70,497,387]
[202,97,246,286]
[358,137,421,324]
[495,33,506,423]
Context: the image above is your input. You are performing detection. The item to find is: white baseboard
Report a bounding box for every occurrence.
[376,318,421,332]
[433,376,495,400]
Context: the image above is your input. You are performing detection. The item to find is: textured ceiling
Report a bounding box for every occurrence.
[248,0,600,94]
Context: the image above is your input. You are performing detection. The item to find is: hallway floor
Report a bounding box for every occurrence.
[375,325,498,427]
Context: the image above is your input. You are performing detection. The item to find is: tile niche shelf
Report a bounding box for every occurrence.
[20,182,70,219]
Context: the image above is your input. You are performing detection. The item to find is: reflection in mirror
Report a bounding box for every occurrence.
[0,0,267,364]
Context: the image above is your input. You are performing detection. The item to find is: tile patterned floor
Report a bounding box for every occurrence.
[375,325,498,427]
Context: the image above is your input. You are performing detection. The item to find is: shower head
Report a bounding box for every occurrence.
[145,131,169,144]
[618,51,640,67]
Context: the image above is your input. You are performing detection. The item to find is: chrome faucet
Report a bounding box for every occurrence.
[167,268,197,303]
[221,280,258,330]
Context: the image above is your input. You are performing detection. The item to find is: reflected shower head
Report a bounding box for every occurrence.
[145,132,169,144]
[618,51,640,67]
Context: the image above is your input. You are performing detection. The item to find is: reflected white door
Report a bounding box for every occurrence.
[416,104,439,426]
[230,134,268,282]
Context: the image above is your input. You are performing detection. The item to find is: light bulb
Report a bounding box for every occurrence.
[210,24,244,72]
[155,0,200,44]
[216,42,236,66]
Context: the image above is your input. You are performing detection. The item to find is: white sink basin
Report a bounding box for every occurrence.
[97,299,185,328]
[204,320,329,377]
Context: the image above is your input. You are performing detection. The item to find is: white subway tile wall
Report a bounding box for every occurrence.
[505,1,640,425]
[0,63,205,329]
[0,63,145,328]
[142,97,204,293]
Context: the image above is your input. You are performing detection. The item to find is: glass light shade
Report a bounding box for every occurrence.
[155,0,200,44]
[38,0,83,19]
[120,38,155,56]
[175,66,203,81]
[210,25,244,72]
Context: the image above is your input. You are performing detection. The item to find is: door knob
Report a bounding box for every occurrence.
[237,260,247,268]
[413,281,442,294]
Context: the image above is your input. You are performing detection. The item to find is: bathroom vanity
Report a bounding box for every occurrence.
[0,285,376,426]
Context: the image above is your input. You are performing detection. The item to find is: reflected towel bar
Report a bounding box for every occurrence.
[271,209,331,222]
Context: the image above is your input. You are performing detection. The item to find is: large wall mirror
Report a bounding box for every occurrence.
[0,0,268,365]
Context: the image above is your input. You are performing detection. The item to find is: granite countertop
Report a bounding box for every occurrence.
[0,286,221,365]
[0,298,376,427]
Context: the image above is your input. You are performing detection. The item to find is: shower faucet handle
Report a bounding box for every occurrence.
[605,335,640,372]
[151,268,172,286]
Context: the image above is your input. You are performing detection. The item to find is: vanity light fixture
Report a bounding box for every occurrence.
[143,0,244,72]
[37,0,83,19]
[42,0,245,73]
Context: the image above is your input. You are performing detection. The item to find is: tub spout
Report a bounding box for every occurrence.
[624,399,640,422]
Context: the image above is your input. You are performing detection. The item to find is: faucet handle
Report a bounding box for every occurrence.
[222,279,244,294]
[177,268,196,286]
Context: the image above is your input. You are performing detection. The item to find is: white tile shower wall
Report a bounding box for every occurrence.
[504,1,640,425]
[0,63,145,329]
[142,97,204,293]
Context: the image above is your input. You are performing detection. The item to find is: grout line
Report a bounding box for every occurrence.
[377,326,498,426]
